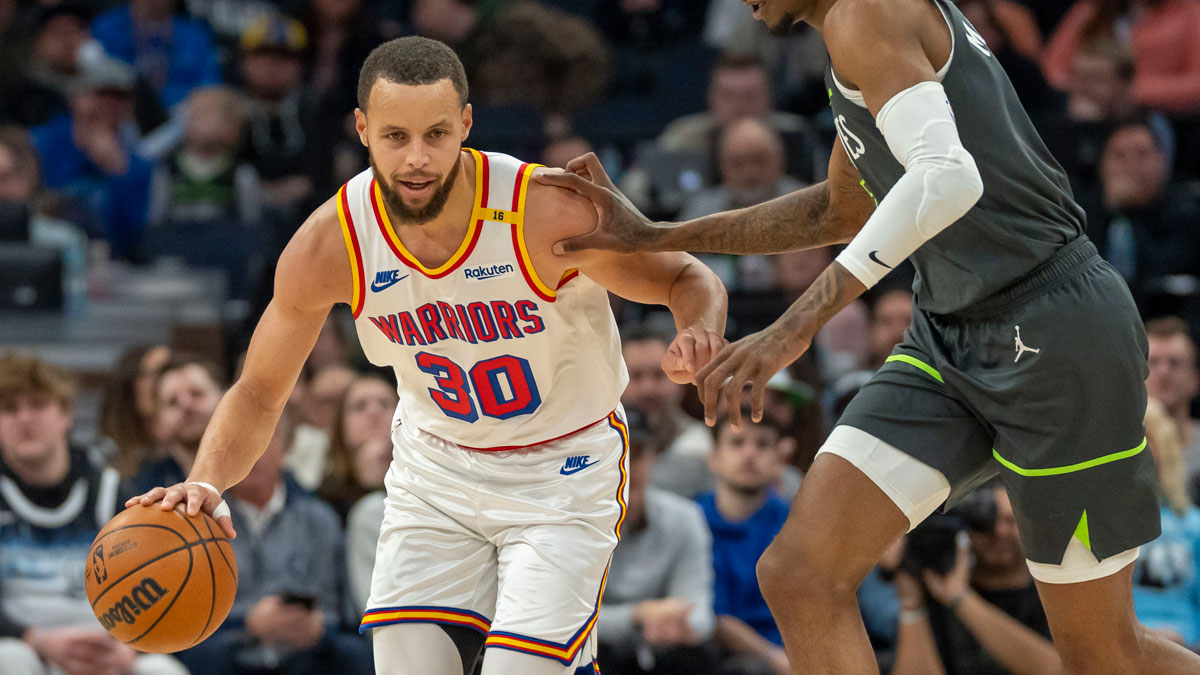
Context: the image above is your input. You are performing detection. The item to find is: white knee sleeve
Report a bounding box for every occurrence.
[817,425,951,531]
[1027,537,1140,585]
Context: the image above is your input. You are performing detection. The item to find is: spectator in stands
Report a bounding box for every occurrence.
[0,2,93,128]
[128,353,225,495]
[91,0,221,111]
[866,288,914,370]
[99,343,170,477]
[147,85,262,229]
[286,364,356,491]
[700,409,791,675]
[1136,398,1200,647]
[659,52,813,176]
[298,0,381,112]
[175,411,373,675]
[595,0,708,48]
[1044,0,1200,116]
[0,353,187,675]
[621,324,714,498]
[318,372,397,523]
[471,1,611,127]
[1145,317,1200,497]
[543,136,594,170]
[237,14,335,224]
[1090,116,1200,292]
[907,483,1060,674]
[31,52,153,259]
[621,52,816,213]
[598,405,716,675]
[679,118,805,294]
[0,126,88,276]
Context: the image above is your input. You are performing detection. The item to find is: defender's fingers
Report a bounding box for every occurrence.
[563,152,596,177]
[533,169,609,201]
[749,375,768,423]
[553,231,614,256]
[699,358,735,425]
[579,152,616,189]
[722,372,751,431]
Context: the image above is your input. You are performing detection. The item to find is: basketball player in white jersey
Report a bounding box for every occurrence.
[129,37,727,675]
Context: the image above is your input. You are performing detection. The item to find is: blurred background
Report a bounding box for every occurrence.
[0,1,1198,674]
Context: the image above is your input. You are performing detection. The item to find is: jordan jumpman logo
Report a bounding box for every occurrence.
[1013,325,1040,363]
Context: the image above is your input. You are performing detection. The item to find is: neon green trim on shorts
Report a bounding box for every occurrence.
[1073,511,1091,550]
[884,355,944,383]
[992,437,1147,477]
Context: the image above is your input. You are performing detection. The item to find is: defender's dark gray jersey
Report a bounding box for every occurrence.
[824,0,1085,314]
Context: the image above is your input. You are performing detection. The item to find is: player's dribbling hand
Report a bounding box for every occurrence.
[695,325,808,430]
[125,481,237,539]
[533,153,664,255]
[664,327,728,384]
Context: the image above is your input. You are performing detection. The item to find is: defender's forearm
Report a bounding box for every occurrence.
[773,261,867,351]
[656,182,843,255]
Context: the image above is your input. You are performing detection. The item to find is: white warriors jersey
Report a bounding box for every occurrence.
[336,149,628,449]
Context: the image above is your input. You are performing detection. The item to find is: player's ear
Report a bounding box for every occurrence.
[354,108,369,147]
[460,103,472,143]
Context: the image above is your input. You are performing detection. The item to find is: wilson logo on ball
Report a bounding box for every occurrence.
[98,577,170,629]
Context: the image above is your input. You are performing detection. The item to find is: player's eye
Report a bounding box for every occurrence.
[428,129,446,139]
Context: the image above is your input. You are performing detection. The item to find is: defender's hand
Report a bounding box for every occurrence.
[126,481,237,539]
[663,327,727,385]
[695,325,806,429]
[534,153,663,254]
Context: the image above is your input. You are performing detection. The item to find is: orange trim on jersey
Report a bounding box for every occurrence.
[456,410,612,452]
[483,411,629,666]
[509,162,560,301]
[369,150,488,279]
[359,606,491,635]
[336,184,365,318]
[556,269,579,289]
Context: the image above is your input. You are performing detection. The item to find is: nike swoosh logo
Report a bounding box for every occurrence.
[370,274,409,292]
[559,461,594,476]
[868,250,893,269]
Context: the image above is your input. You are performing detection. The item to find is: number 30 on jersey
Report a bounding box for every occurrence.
[415,352,542,422]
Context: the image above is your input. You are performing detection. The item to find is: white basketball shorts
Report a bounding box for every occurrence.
[359,407,630,667]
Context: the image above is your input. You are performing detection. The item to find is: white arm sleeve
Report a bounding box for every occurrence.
[834,80,983,288]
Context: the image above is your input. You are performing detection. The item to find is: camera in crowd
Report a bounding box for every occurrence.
[900,489,998,575]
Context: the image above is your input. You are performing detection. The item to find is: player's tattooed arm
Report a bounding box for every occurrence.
[694,261,865,429]
[538,143,872,256]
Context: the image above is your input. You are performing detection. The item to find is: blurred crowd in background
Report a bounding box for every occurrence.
[0,0,1199,673]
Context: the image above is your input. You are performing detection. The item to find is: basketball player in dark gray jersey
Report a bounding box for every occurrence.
[537,0,1200,672]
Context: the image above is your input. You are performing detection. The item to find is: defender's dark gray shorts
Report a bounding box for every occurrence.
[838,237,1161,565]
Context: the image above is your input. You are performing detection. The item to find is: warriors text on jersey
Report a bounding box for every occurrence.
[337,149,628,449]
[826,0,1087,314]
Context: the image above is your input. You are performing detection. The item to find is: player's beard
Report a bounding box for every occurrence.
[369,149,462,226]
[766,12,797,36]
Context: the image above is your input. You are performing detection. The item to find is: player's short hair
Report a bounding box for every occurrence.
[358,36,469,110]
[0,352,75,410]
[710,407,785,443]
[154,353,226,399]
[1145,316,1196,357]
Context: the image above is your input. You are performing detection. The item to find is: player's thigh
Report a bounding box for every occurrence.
[363,438,500,630]
[981,262,1160,565]
[778,364,996,585]
[478,414,627,665]
[373,623,479,675]
[1034,562,1141,664]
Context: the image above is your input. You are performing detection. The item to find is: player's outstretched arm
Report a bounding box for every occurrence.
[534,145,874,256]
[127,198,351,537]
[524,181,728,383]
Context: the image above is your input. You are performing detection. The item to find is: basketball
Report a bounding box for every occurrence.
[84,504,238,654]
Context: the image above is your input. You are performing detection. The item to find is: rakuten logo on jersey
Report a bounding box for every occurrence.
[464,263,515,283]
